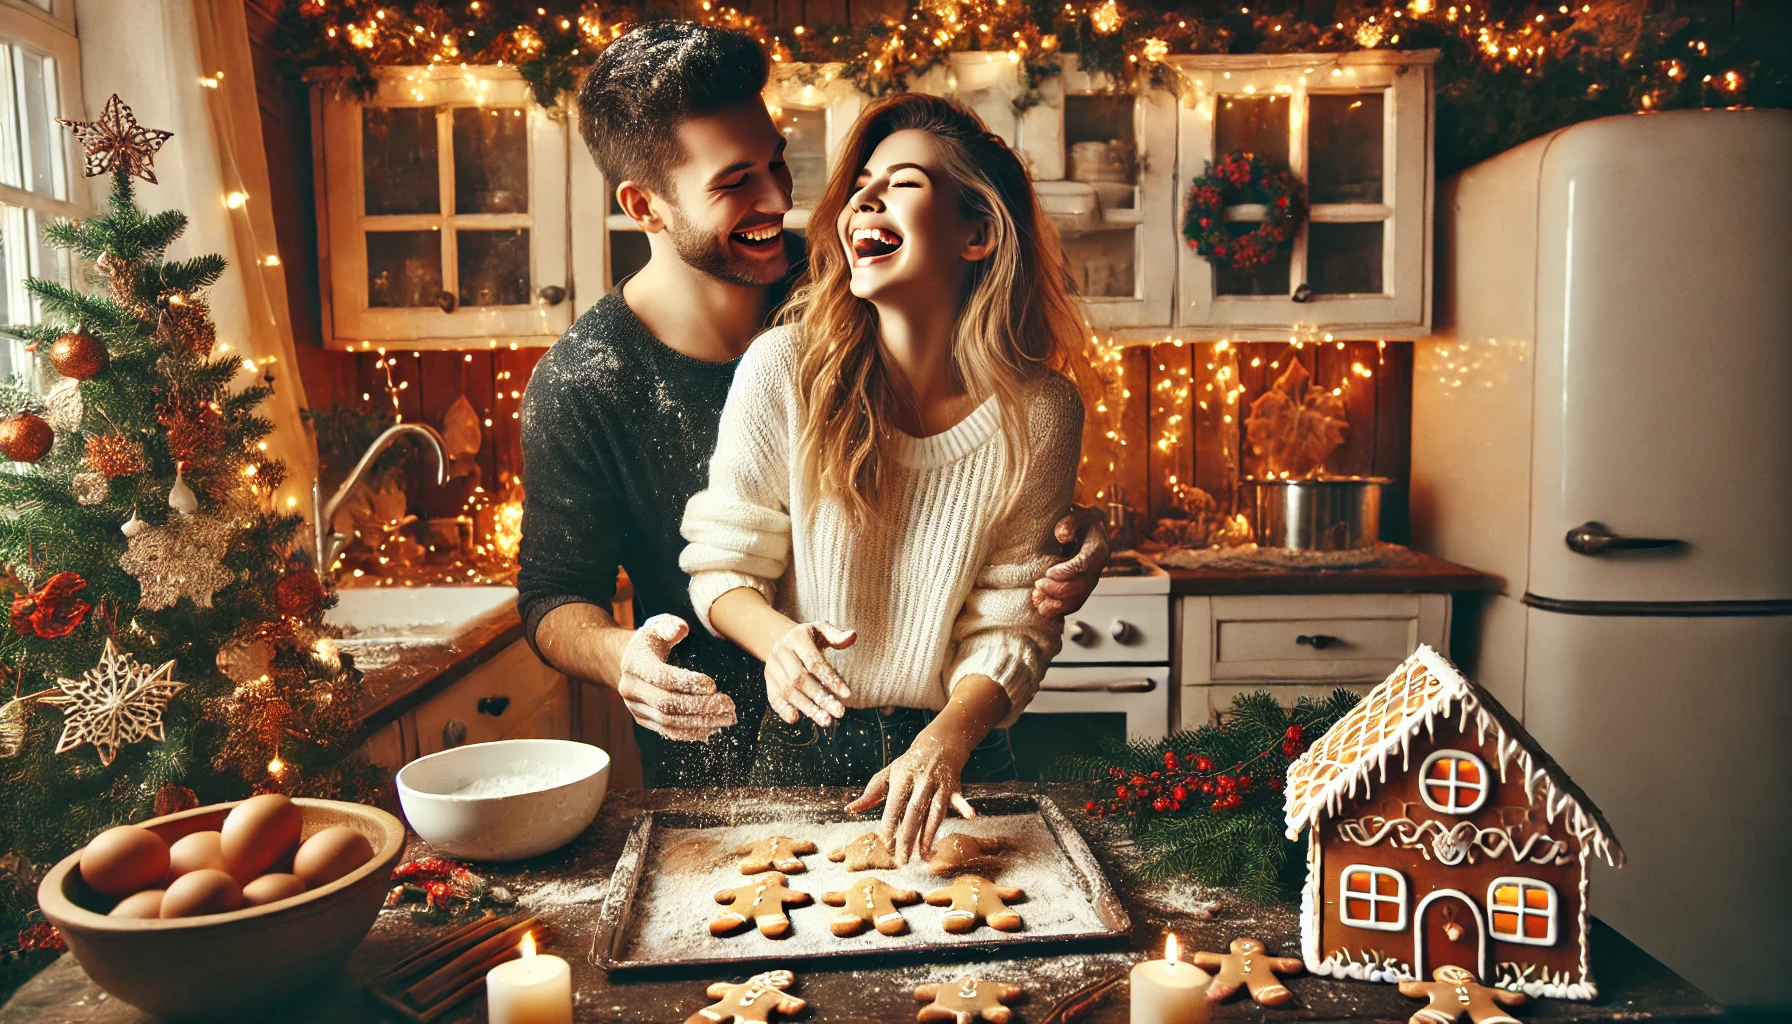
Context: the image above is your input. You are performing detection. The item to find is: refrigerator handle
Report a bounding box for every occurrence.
[1565,521,1686,556]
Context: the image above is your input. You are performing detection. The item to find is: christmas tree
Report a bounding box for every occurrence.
[0,96,377,950]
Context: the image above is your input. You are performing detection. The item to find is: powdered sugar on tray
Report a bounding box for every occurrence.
[616,811,1115,967]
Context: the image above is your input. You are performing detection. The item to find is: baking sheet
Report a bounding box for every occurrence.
[590,794,1130,973]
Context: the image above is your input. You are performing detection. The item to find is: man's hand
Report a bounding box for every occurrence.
[618,614,738,742]
[766,622,856,727]
[845,734,976,864]
[1031,505,1111,619]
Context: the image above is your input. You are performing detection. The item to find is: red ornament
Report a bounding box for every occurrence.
[0,412,53,464]
[1172,785,1188,802]
[49,329,107,380]
[274,566,326,618]
[9,571,91,639]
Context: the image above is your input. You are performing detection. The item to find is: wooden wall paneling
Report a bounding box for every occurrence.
[1144,341,1194,519]
[416,353,467,519]
[1115,345,1150,523]
[1374,342,1414,544]
[1313,341,1377,477]
[1190,342,1231,503]
[463,349,499,493]
[1233,342,1271,487]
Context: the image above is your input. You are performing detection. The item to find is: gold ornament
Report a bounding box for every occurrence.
[57,94,173,184]
[70,471,109,506]
[0,696,34,758]
[40,639,185,767]
[215,637,273,685]
[156,297,216,356]
[119,513,235,610]
[85,432,145,479]
[43,380,83,433]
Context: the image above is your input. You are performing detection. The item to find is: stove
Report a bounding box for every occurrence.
[1022,551,1173,740]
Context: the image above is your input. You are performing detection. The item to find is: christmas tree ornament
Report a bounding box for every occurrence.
[0,412,53,464]
[43,380,84,433]
[8,570,92,639]
[119,512,235,609]
[0,695,36,757]
[156,296,216,356]
[70,471,109,506]
[215,637,274,685]
[40,639,184,766]
[168,464,199,514]
[48,328,107,380]
[121,508,146,538]
[57,94,173,184]
[85,432,145,479]
[274,566,326,619]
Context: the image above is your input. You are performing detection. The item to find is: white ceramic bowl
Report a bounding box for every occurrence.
[396,738,609,861]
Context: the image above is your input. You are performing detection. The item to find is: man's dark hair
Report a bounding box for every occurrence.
[577,22,769,196]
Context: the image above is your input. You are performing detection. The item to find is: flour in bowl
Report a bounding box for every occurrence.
[448,761,568,797]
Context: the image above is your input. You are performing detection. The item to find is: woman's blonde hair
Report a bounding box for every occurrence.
[783,93,1087,527]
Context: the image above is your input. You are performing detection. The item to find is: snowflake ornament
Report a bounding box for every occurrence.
[57,94,173,184]
[119,513,234,609]
[41,639,185,766]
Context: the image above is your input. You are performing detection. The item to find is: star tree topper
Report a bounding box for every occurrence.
[41,639,185,766]
[57,94,173,184]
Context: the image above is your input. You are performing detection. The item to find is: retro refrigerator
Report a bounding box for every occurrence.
[1412,109,1792,1008]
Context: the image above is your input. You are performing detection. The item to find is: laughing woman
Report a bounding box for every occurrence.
[679,94,1086,861]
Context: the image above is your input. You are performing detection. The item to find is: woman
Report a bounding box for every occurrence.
[680,94,1086,861]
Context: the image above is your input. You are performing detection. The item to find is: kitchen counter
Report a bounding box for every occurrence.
[348,608,525,739]
[1166,547,1497,596]
[3,784,1721,1024]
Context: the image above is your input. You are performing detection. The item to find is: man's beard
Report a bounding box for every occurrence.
[664,208,786,287]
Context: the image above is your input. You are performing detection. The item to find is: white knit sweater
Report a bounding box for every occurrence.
[679,325,1083,723]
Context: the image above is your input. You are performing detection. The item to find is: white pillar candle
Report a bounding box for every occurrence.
[1131,933,1211,1024]
[486,932,572,1024]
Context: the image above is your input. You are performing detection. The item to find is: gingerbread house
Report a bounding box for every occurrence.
[1282,645,1623,1000]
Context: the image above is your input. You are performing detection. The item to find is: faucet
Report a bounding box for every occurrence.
[311,423,449,580]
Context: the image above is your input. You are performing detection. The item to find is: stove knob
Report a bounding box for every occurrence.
[1069,620,1097,646]
[1110,620,1137,645]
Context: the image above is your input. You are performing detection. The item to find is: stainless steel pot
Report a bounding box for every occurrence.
[1246,476,1389,551]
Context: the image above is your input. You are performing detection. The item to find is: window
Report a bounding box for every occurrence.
[1487,877,1557,946]
[1339,865,1405,931]
[1419,749,1491,815]
[0,0,79,387]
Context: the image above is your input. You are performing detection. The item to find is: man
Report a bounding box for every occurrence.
[519,22,1107,788]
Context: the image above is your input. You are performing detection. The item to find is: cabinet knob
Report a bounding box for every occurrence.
[476,696,511,717]
[537,285,567,306]
[1110,620,1137,644]
[1296,633,1339,650]
[434,289,458,313]
[442,719,467,748]
[1068,620,1097,646]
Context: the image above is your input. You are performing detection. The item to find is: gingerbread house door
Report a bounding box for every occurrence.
[1414,890,1487,980]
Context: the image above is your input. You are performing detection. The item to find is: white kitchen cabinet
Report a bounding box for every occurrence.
[314,67,573,350]
[1176,592,1448,727]
[1169,50,1436,340]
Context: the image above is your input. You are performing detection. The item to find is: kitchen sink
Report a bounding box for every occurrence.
[325,585,517,642]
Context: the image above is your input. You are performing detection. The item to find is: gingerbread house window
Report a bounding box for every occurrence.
[1418,749,1490,815]
[1339,865,1406,931]
[1487,877,1557,946]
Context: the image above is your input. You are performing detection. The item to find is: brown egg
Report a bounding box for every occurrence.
[292,827,374,888]
[109,888,166,919]
[220,794,303,881]
[159,869,243,918]
[79,826,170,897]
[167,830,233,880]
[241,873,307,907]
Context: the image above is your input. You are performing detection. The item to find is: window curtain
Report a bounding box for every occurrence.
[72,0,315,518]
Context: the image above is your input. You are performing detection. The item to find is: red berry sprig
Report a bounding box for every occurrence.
[1083,728,1310,821]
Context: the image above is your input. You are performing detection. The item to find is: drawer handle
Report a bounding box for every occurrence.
[442,719,467,748]
[1296,634,1340,650]
[476,696,511,717]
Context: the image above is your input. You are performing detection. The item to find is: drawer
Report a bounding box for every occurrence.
[413,639,562,756]
[1181,594,1449,683]
[1218,616,1416,665]
[1055,593,1171,663]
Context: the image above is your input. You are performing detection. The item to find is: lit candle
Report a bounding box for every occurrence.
[486,932,572,1024]
[1130,933,1211,1024]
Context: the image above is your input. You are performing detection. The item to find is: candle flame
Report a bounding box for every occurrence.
[1165,932,1180,966]
[519,931,536,959]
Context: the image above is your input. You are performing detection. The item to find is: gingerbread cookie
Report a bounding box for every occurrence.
[822,876,921,936]
[915,975,1023,1024]
[924,874,1024,933]
[1398,965,1527,1024]
[736,836,817,875]
[828,831,897,872]
[1192,937,1303,1006]
[710,873,813,938]
[926,833,1005,876]
[686,970,806,1024]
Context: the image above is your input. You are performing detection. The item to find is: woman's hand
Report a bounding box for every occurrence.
[845,733,976,863]
[766,622,856,727]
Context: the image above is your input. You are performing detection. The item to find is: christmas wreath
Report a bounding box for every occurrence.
[1182,152,1307,273]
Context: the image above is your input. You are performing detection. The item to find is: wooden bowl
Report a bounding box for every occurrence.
[37,798,405,1019]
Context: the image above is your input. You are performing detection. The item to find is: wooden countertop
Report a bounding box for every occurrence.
[347,607,525,741]
[1167,549,1499,596]
[3,784,1720,1024]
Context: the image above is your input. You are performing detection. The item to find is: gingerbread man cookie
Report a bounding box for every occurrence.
[1398,965,1527,1024]
[1192,937,1303,1006]
[822,876,922,936]
[926,833,1005,876]
[924,874,1024,933]
[828,831,897,872]
[686,970,807,1024]
[710,873,813,937]
[915,975,1023,1024]
[736,836,817,875]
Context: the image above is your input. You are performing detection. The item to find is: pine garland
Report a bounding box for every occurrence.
[1052,688,1359,904]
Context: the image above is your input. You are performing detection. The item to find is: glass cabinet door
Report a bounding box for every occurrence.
[319,69,570,349]
[1172,52,1434,339]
